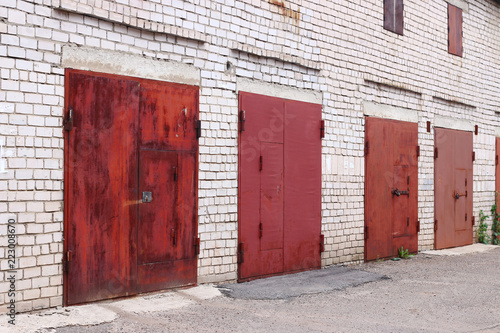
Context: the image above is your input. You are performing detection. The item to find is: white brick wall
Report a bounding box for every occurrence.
[1,0,500,312]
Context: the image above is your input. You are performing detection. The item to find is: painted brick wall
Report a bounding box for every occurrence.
[1,0,499,312]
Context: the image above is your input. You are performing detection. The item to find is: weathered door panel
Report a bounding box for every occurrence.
[434,128,473,249]
[283,100,322,272]
[65,72,139,305]
[139,80,198,152]
[365,117,418,261]
[138,150,177,264]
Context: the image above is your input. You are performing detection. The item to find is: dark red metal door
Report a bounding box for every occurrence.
[238,92,321,281]
[64,72,140,305]
[283,100,322,272]
[64,70,198,305]
[434,128,473,249]
[365,117,418,261]
[238,93,284,280]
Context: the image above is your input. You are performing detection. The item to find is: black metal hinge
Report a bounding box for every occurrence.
[64,108,73,131]
[434,220,438,232]
[416,220,420,233]
[320,234,325,253]
[237,243,244,264]
[472,216,475,226]
[239,110,246,132]
[320,120,325,139]
[195,119,202,139]
[365,142,370,155]
[259,222,263,239]
[496,155,498,166]
[434,147,438,159]
[259,156,263,171]
[63,250,72,272]
[173,166,178,182]
[365,226,369,239]
[472,151,475,162]
[194,237,200,255]
[416,146,420,157]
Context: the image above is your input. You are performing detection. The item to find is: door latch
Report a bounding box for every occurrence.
[142,191,152,203]
[454,191,467,200]
[392,188,409,197]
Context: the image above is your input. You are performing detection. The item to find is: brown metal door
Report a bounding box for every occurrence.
[238,92,321,281]
[283,100,322,272]
[434,128,473,249]
[365,117,418,261]
[65,70,198,305]
[64,71,140,305]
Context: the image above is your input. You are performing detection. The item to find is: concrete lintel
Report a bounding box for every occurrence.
[446,0,469,13]
[236,77,322,105]
[434,115,474,132]
[363,102,418,123]
[62,45,200,86]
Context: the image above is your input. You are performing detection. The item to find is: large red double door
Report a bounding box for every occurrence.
[238,92,322,281]
[64,70,199,305]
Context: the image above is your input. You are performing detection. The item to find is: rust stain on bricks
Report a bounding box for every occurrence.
[269,0,301,26]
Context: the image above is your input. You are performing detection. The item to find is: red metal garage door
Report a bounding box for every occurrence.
[238,92,322,281]
[434,128,473,250]
[364,117,418,261]
[64,70,199,305]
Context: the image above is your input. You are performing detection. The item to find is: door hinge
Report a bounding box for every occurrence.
[320,120,325,139]
[475,125,478,135]
[63,250,72,272]
[407,217,410,227]
[434,220,438,232]
[320,234,325,253]
[465,213,467,222]
[407,176,410,185]
[416,145,420,157]
[365,225,369,239]
[417,220,420,233]
[364,142,370,155]
[259,155,263,171]
[195,119,202,139]
[237,243,244,264]
[173,166,178,182]
[434,147,438,159]
[64,108,73,131]
[171,228,177,245]
[472,151,475,162]
[259,222,263,239]
[239,110,246,132]
[194,237,200,255]
[472,216,475,226]
[496,155,498,166]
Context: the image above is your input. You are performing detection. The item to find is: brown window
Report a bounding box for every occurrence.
[384,0,404,35]
[448,4,463,57]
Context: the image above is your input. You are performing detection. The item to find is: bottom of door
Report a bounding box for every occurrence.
[136,258,197,294]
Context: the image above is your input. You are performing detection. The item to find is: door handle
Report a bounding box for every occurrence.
[454,191,467,200]
[142,191,152,203]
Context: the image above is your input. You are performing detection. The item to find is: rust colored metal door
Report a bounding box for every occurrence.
[64,70,198,305]
[365,117,418,261]
[434,128,473,250]
[238,92,321,281]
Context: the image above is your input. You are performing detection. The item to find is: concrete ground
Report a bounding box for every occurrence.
[4,244,500,333]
